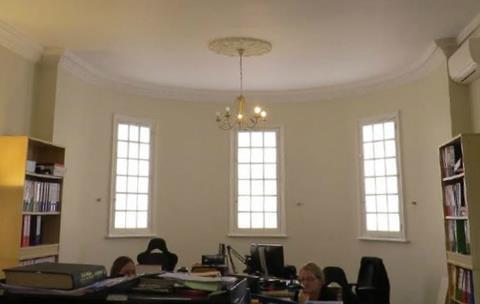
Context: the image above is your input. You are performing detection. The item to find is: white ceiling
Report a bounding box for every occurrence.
[0,0,480,100]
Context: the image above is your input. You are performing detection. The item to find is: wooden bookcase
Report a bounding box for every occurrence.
[440,134,480,304]
[0,136,65,278]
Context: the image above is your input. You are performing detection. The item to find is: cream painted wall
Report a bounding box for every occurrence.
[0,45,35,135]
[52,61,451,303]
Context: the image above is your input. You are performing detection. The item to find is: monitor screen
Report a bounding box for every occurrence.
[249,243,285,277]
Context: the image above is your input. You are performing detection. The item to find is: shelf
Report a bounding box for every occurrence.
[22,212,60,215]
[443,172,465,182]
[25,172,63,180]
[445,216,469,220]
[447,251,473,269]
[18,244,59,260]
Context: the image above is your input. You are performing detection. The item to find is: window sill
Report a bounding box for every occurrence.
[357,236,409,243]
[228,233,288,238]
[106,234,157,239]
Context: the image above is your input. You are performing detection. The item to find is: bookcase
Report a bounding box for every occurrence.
[440,134,480,304]
[0,136,65,278]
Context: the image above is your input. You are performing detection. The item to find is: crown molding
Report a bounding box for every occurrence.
[457,12,480,44]
[0,19,43,62]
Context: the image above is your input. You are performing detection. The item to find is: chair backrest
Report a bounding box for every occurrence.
[355,257,390,304]
[323,266,358,304]
[137,238,178,271]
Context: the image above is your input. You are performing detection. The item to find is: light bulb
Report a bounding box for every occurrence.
[261,111,267,118]
[237,114,243,120]
[225,107,230,113]
[254,106,262,114]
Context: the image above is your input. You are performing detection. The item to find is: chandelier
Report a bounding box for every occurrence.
[208,37,271,130]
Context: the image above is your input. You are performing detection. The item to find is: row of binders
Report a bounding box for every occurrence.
[450,265,475,304]
[444,182,467,217]
[23,180,61,212]
[446,220,471,255]
[442,145,463,177]
[21,215,42,247]
[20,255,56,266]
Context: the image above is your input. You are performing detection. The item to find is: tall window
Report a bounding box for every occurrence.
[359,113,405,240]
[230,129,285,236]
[109,115,155,236]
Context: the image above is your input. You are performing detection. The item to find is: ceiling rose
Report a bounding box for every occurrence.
[208,37,272,57]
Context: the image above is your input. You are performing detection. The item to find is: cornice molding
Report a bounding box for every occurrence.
[0,20,43,62]
[457,12,480,44]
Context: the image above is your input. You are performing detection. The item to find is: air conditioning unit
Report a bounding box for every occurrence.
[448,38,480,84]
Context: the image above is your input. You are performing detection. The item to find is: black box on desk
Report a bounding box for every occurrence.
[202,254,225,266]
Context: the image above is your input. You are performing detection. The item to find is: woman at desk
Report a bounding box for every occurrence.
[296,262,337,303]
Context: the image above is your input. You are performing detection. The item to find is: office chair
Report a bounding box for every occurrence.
[323,266,358,304]
[137,238,178,271]
[354,256,390,304]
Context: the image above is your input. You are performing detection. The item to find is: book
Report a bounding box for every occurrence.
[3,262,107,290]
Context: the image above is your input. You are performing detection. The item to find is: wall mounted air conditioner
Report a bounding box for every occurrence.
[448,38,480,84]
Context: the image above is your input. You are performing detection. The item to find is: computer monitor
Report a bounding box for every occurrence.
[249,243,285,277]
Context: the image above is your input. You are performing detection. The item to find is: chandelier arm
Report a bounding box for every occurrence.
[239,49,244,96]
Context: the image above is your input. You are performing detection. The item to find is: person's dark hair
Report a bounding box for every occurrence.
[110,256,134,277]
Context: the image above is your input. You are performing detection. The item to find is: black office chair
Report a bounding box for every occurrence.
[137,238,178,271]
[354,257,390,304]
[323,266,358,304]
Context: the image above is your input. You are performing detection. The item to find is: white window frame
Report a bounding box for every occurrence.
[357,112,407,241]
[228,127,286,237]
[108,114,156,237]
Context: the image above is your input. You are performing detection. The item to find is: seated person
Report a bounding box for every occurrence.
[111,256,137,277]
[296,262,337,303]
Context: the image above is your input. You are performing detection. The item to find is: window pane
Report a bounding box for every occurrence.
[238,180,250,195]
[385,140,396,157]
[386,176,398,194]
[251,164,263,179]
[127,177,138,193]
[364,160,374,177]
[128,159,139,176]
[264,132,276,147]
[377,195,387,212]
[384,122,395,139]
[374,159,385,176]
[264,148,276,163]
[365,178,375,194]
[137,212,148,228]
[238,132,250,147]
[118,124,129,140]
[129,125,139,141]
[238,148,250,163]
[238,164,250,179]
[138,194,148,210]
[251,180,264,195]
[365,196,376,212]
[377,213,388,231]
[366,213,377,231]
[265,213,277,228]
[115,211,126,228]
[126,194,137,210]
[385,158,397,175]
[388,214,400,231]
[265,180,277,195]
[116,194,126,210]
[252,213,264,228]
[129,142,139,158]
[139,160,149,176]
[117,158,127,175]
[363,143,374,159]
[387,195,399,212]
[138,177,149,193]
[139,144,150,160]
[251,196,263,211]
[117,141,128,158]
[374,142,384,158]
[264,196,277,212]
[251,148,263,163]
[362,125,373,142]
[238,196,251,211]
[375,177,386,194]
[140,127,150,143]
[373,123,384,140]
[116,176,127,192]
[238,212,250,228]
[126,211,136,228]
[251,132,263,147]
[264,164,276,179]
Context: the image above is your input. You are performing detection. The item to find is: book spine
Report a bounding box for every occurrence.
[71,269,107,289]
